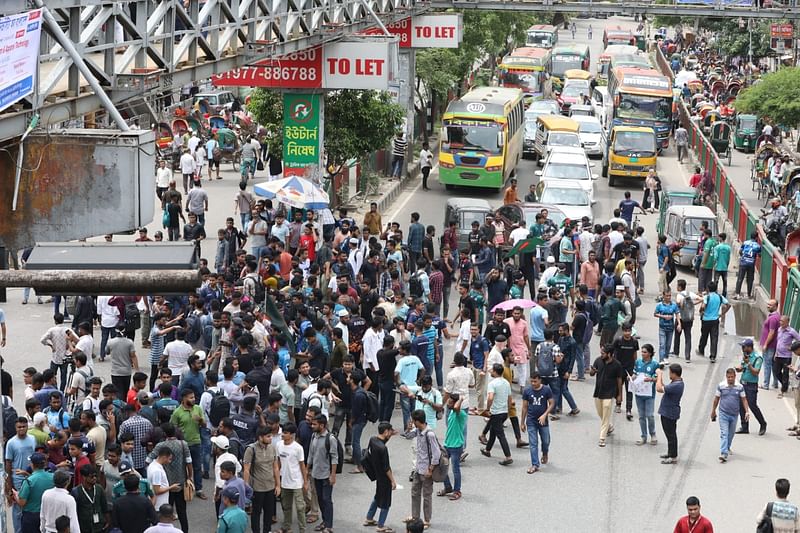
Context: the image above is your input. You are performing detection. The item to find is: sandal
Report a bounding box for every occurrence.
[307,515,319,524]
[363,519,378,526]
[527,466,539,474]
[376,528,395,533]
[314,524,326,531]
[436,489,452,497]
[448,491,462,500]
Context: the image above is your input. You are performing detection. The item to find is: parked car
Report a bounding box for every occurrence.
[443,197,493,251]
[536,146,598,203]
[191,91,236,114]
[569,104,595,118]
[494,202,567,250]
[572,115,606,158]
[527,180,593,223]
[558,80,590,114]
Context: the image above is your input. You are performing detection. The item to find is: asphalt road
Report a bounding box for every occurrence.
[0,16,796,533]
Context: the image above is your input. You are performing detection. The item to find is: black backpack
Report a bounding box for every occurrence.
[245,274,265,304]
[208,390,231,428]
[325,433,344,474]
[185,313,203,344]
[408,273,423,298]
[364,390,380,423]
[2,397,17,441]
[124,302,141,332]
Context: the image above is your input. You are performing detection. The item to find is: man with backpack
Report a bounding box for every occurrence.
[242,427,278,533]
[673,279,699,362]
[697,281,730,363]
[572,300,593,380]
[307,414,339,533]
[756,478,800,532]
[534,330,562,418]
[348,369,371,475]
[598,286,625,348]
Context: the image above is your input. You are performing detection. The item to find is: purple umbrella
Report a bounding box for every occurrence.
[491,298,537,312]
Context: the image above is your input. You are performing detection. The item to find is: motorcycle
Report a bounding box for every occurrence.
[760,209,794,251]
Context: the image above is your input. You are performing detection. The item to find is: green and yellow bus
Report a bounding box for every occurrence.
[548,44,591,86]
[439,87,525,190]
[498,47,551,104]
[526,24,558,49]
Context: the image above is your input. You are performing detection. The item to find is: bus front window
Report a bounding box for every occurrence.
[503,72,541,94]
[528,32,552,47]
[551,57,582,77]
[616,95,672,121]
[444,122,502,155]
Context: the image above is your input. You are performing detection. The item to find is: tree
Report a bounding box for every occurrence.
[246,88,404,175]
[736,67,800,129]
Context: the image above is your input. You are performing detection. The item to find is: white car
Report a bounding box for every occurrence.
[572,115,606,158]
[536,146,598,204]
[529,180,593,223]
[591,86,612,131]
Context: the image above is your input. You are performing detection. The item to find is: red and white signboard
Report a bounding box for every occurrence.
[360,14,462,48]
[323,40,396,90]
[212,47,322,89]
[213,39,397,90]
[410,14,461,48]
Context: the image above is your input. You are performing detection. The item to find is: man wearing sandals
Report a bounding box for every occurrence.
[520,373,555,474]
[590,345,624,448]
[438,394,466,501]
[405,410,441,529]
[363,422,397,532]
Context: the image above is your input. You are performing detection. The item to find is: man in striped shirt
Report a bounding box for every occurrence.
[391,132,407,179]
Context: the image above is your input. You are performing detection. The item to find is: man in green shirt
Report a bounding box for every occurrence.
[71,464,109,533]
[441,393,466,500]
[548,265,575,306]
[711,232,732,298]
[16,452,54,530]
[112,461,155,502]
[699,229,717,293]
[217,486,248,533]
[170,389,208,499]
[735,338,768,435]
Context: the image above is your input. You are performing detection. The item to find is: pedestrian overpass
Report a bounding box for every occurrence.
[0,0,796,142]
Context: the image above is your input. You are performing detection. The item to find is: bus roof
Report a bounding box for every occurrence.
[527,24,557,32]
[605,26,633,37]
[552,44,589,56]
[612,125,656,134]
[445,87,523,117]
[602,44,640,57]
[609,54,651,69]
[613,67,672,96]
[509,47,551,59]
[536,115,580,132]
[500,47,550,70]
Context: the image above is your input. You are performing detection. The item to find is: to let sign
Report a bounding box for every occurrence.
[322,40,396,90]
[283,93,321,176]
[410,14,462,48]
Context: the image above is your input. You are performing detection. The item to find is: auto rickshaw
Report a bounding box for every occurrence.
[171,118,189,138]
[709,121,732,166]
[751,142,780,198]
[733,114,760,153]
[186,116,204,136]
[664,205,717,266]
[215,127,241,171]
[444,198,493,251]
[209,115,227,130]
[657,186,698,235]
[564,69,593,82]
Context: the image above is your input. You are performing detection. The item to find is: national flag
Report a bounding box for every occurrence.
[506,237,544,257]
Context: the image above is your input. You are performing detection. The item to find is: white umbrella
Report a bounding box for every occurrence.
[253,176,329,210]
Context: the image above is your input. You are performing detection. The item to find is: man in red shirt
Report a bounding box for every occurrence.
[673,496,714,533]
[298,223,317,262]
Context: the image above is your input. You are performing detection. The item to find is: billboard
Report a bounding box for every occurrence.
[360,14,463,48]
[0,9,43,112]
[283,94,321,177]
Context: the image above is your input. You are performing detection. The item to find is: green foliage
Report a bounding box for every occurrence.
[736,67,800,127]
[710,20,771,58]
[247,89,404,171]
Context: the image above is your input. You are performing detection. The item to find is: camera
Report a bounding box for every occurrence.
[62,354,74,366]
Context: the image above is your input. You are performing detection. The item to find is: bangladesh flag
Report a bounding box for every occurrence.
[506,237,544,257]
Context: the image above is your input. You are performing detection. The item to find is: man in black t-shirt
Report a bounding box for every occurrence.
[326,355,357,451]
[454,283,478,324]
[590,344,624,447]
[484,309,512,345]
[611,324,639,419]
[376,336,400,422]
[299,328,328,371]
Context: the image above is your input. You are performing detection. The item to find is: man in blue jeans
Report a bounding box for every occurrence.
[711,367,750,463]
[654,290,680,362]
[395,342,423,433]
[349,369,369,474]
[520,373,554,474]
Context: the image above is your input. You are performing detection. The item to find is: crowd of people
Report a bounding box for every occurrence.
[2,162,799,531]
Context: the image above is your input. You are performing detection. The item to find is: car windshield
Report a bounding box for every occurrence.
[562,84,588,98]
[616,94,672,121]
[579,121,602,133]
[461,211,486,228]
[614,131,656,156]
[444,121,501,154]
[543,162,589,180]
[524,211,565,230]
[529,101,557,114]
[541,187,589,205]
[548,133,581,147]
[684,218,714,239]
[503,72,541,93]
[740,118,757,131]
[528,31,554,47]
[552,57,582,77]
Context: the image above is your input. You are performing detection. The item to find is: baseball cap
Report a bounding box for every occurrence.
[137,390,151,404]
[221,486,240,502]
[546,256,555,264]
[118,461,134,475]
[211,435,230,450]
[385,289,395,299]
[336,309,350,317]
[739,338,754,347]
[195,350,207,361]
[615,285,625,291]
[349,237,359,244]
[30,452,46,465]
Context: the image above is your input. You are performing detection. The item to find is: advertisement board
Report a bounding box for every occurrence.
[283,93,321,177]
[212,47,323,89]
[360,14,462,48]
[0,9,42,112]
[322,40,397,90]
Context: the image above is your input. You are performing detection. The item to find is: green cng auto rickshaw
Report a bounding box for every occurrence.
[657,186,698,235]
[734,114,760,153]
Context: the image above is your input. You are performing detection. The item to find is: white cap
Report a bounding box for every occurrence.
[195,350,207,361]
[33,412,47,426]
[546,256,555,264]
[211,435,230,450]
[336,309,350,317]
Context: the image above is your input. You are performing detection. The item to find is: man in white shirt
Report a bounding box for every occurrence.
[147,447,176,509]
[72,322,96,371]
[40,313,78,391]
[578,222,596,263]
[155,160,172,204]
[509,222,529,246]
[194,145,206,182]
[361,318,385,377]
[187,132,200,153]
[185,181,209,226]
[40,470,81,533]
[608,223,624,250]
[162,330,194,379]
[179,149,196,194]
[419,142,434,190]
[210,435,242,490]
[97,295,120,364]
[538,256,559,291]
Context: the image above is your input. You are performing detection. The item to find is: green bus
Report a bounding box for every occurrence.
[439,87,525,190]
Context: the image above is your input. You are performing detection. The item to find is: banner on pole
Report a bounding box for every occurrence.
[0,9,42,112]
[283,93,321,177]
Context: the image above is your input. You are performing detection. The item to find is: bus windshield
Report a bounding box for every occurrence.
[444,121,501,154]
[552,56,582,77]
[501,72,541,94]
[528,31,554,47]
[616,94,671,121]
[613,131,656,157]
